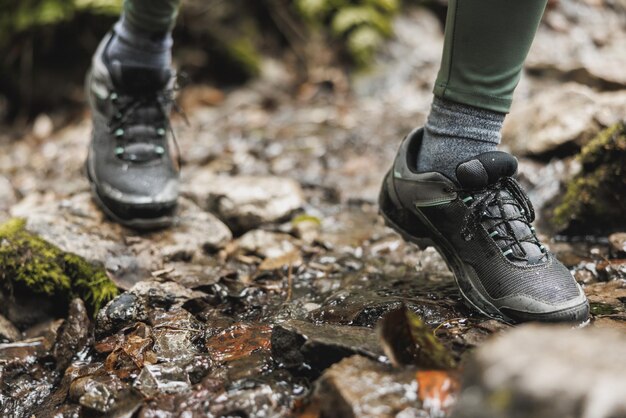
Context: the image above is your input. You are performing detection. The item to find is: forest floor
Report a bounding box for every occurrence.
[0,1,625,417]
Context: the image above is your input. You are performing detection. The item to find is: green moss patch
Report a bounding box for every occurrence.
[553,122,626,234]
[0,218,118,314]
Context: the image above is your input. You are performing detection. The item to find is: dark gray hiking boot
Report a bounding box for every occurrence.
[379,128,589,324]
[85,31,179,230]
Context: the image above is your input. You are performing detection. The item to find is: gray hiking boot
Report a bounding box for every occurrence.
[85,31,179,229]
[379,128,589,324]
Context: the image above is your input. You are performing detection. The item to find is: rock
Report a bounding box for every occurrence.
[378,306,456,370]
[11,193,148,291]
[13,193,232,290]
[130,280,203,309]
[0,314,21,342]
[527,0,626,88]
[134,363,191,397]
[151,308,204,363]
[96,281,203,338]
[609,233,626,258]
[311,275,463,328]
[206,323,272,363]
[271,319,384,377]
[315,355,420,418]
[237,229,300,259]
[503,84,626,156]
[95,292,148,338]
[145,198,232,261]
[183,173,304,233]
[70,371,142,414]
[552,122,626,234]
[53,298,91,371]
[451,324,626,418]
[0,217,119,314]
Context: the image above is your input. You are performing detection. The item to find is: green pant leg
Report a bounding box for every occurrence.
[434,0,547,113]
[123,0,181,33]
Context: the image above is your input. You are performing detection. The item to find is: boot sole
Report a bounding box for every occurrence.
[85,161,176,231]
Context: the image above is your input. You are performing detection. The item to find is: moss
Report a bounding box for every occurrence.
[552,122,626,234]
[295,0,399,65]
[0,218,118,314]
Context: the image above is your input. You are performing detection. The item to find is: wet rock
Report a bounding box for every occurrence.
[378,306,456,369]
[209,379,296,418]
[315,355,420,418]
[100,323,158,378]
[0,314,21,342]
[271,319,385,377]
[503,84,626,156]
[0,360,57,417]
[70,371,142,415]
[130,280,203,308]
[53,298,91,371]
[311,275,464,328]
[609,233,626,258]
[146,198,232,261]
[134,363,191,397]
[206,323,272,363]
[451,325,626,418]
[151,308,203,363]
[95,292,148,338]
[183,173,304,233]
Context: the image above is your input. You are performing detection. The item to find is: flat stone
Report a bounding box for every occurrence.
[12,193,157,290]
[271,319,385,377]
[12,193,232,290]
[451,324,626,418]
[145,198,232,262]
[183,173,304,233]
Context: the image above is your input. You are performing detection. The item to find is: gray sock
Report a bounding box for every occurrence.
[106,15,173,69]
[417,97,505,181]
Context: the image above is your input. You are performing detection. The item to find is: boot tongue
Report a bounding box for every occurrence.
[455,151,518,190]
[109,60,171,95]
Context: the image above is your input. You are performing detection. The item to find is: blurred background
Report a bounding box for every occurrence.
[0,1,625,417]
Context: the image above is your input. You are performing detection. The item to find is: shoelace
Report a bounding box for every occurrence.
[107,79,186,167]
[454,177,546,263]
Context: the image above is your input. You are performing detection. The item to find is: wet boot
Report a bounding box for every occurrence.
[86,30,179,229]
[379,128,589,324]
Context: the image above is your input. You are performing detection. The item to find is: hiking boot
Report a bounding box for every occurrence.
[379,128,589,324]
[85,31,179,229]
